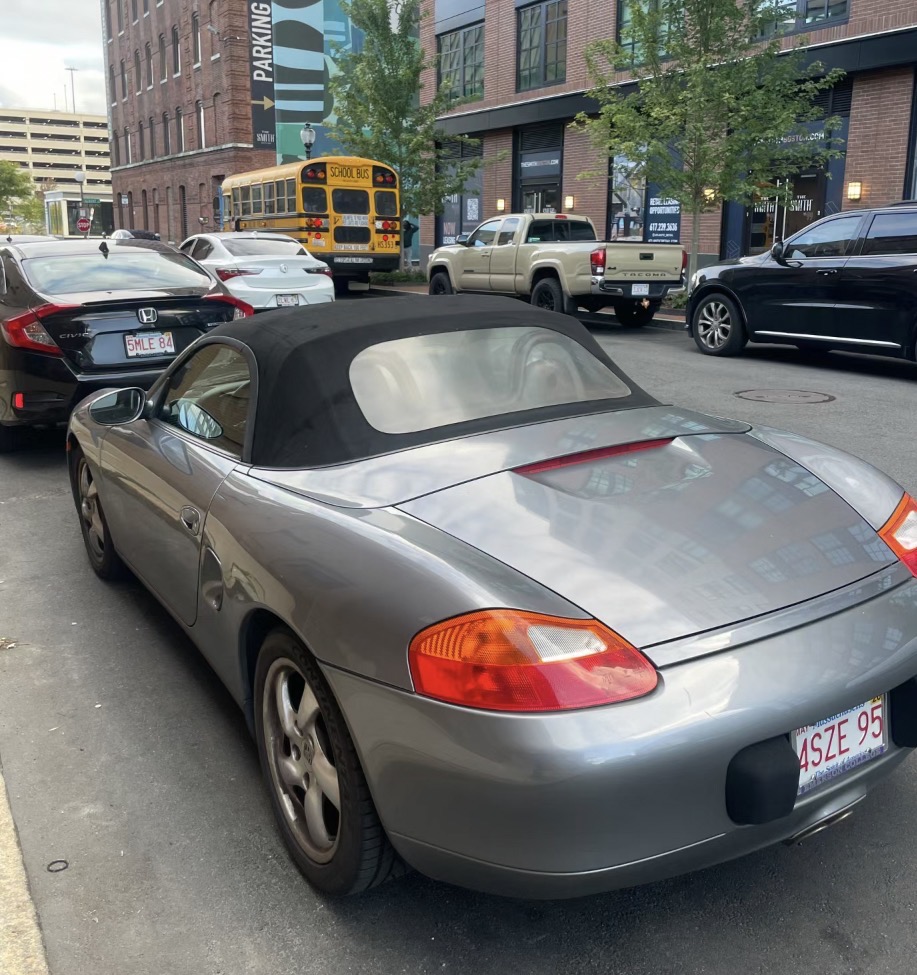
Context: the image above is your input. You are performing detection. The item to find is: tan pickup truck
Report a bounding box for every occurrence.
[427,212,685,325]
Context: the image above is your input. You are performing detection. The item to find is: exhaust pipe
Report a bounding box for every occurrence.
[783,801,860,846]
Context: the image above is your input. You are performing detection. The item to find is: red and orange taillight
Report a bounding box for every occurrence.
[409,610,657,713]
[879,494,917,576]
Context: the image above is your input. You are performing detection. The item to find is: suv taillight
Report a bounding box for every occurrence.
[590,248,606,276]
[0,304,76,355]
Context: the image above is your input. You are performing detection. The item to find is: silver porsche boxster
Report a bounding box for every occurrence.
[67,295,917,899]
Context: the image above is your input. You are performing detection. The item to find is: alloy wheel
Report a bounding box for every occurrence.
[535,291,556,311]
[696,301,732,350]
[78,460,106,560]
[263,658,341,864]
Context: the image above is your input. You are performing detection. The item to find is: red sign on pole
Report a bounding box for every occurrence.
[76,216,91,234]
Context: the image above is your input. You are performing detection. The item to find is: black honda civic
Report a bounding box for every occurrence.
[0,238,253,450]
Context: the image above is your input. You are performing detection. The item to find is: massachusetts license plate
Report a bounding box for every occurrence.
[793,696,887,795]
[125,331,174,357]
[632,283,650,296]
[276,294,298,307]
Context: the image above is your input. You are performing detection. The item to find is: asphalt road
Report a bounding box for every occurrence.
[2,324,917,975]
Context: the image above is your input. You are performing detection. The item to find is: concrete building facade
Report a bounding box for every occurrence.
[0,108,113,234]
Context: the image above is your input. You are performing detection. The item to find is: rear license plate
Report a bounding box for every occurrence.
[335,256,373,264]
[632,283,650,296]
[793,696,887,795]
[125,331,175,357]
[276,294,298,307]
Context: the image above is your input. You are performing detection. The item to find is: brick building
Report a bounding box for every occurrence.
[423,0,917,263]
[103,0,273,242]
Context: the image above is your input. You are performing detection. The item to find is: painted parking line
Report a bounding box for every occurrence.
[0,770,50,975]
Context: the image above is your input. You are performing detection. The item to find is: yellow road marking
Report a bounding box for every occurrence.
[0,770,50,975]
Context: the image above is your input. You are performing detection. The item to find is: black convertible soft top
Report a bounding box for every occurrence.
[215,294,657,468]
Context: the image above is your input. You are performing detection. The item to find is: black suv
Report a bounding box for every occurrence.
[687,202,917,359]
[0,238,252,451]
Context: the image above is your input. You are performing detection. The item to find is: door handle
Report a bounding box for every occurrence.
[180,506,201,535]
[816,269,838,276]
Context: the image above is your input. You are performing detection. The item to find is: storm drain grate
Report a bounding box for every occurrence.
[734,389,835,404]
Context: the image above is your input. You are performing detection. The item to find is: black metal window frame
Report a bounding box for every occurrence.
[757,0,850,37]
[438,22,485,102]
[517,0,568,93]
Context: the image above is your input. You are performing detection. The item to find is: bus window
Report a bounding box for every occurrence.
[222,194,230,224]
[231,187,241,218]
[286,179,297,213]
[241,186,251,216]
[252,184,263,215]
[374,191,398,216]
[275,181,286,213]
[333,188,369,215]
[264,182,274,215]
[302,187,328,213]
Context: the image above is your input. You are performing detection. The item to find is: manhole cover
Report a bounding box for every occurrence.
[734,389,835,404]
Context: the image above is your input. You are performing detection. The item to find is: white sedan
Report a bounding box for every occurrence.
[179,232,334,310]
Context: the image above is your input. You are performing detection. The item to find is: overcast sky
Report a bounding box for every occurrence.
[0,0,107,116]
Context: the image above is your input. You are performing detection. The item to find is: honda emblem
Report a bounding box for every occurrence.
[137,307,158,324]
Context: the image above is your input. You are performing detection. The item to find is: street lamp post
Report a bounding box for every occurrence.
[73,170,87,237]
[300,123,316,161]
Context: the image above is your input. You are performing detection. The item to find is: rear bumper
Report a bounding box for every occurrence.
[321,569,917,898]
[224,278,335,310]
[1,351,164,428]
[327,254,400,278]
[590,277,684,303]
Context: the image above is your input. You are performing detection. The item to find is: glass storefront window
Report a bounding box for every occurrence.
[607,155,645,241]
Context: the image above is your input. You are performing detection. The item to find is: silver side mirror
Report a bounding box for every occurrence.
[89,387,146,425]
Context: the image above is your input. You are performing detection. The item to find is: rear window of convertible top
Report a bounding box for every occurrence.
[349,325,631,435]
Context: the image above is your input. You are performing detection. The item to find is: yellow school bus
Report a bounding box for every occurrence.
[222,156,401,290]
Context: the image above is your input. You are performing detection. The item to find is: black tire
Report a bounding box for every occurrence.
[613,300,661,327]
[531,277,577,315]
[428,271,453,295]
[254,628,404,896]
[68,446,127,580]
[691,292,748,356]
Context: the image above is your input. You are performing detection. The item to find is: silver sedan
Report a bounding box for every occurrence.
[67,295,917,898]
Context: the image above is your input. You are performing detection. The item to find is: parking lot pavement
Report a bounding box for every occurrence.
[1,329,917,975]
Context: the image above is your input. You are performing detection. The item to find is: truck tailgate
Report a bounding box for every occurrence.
[603,243,683,282]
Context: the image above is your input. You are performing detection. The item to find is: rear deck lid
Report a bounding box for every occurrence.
[36,295,238,370]
[400,433,897,658]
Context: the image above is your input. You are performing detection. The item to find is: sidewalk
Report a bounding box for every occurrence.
[366,283,687,331]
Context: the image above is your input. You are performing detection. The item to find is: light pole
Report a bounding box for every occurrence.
[300,123,316,161]
[73,169,87,237]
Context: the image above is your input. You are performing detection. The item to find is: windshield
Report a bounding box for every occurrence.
[222,239,307,257]
[350,326,631,435]
[22,249,213,294]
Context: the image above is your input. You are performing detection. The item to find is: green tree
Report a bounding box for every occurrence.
[0,160,36,222]
[11,193,46,233]
[575,0,845,282]
[328,0,483,220]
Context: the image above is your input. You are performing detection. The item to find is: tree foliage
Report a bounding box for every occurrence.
[0,160,36,216]
[328,0,483,217]
[0,161,44,233]
[575,0,845,278]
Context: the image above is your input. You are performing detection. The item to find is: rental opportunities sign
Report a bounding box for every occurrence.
[248,2,276,150]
